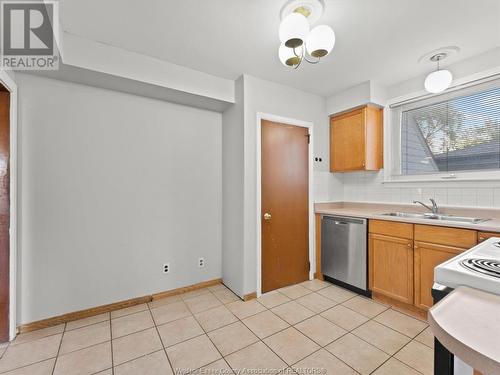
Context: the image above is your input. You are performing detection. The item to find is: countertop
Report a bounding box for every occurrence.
[428,286,500,375]
[315,202,500,232]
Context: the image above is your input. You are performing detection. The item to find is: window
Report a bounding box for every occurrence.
[389,78,500,180]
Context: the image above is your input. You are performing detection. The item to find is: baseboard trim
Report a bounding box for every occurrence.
[243,292,257,301]
[18,278,223,334]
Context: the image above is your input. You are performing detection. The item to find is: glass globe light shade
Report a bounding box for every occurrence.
[424,69,453,93]
[279,13,309,48]
[279,44,301,67]
[306,25,335,57]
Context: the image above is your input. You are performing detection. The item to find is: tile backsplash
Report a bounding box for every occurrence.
[314,170,500,208]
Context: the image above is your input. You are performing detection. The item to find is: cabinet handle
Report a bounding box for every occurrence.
[407,243,412,248]
[479,236,484,241]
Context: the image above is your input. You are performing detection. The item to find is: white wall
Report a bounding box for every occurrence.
[17,74,222,323]
[221,77,245,297]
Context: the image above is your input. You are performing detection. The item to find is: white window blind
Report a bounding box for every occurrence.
[393,79,500,177]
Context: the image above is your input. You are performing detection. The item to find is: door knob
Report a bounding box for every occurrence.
[263,213,272,221]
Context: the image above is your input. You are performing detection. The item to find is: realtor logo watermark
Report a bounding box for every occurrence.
[0,0,59,70]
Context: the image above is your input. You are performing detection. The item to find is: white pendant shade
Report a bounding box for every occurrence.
[424,69,453,93]
[279,44,301,66]
[306,25,335,57]
[279,13,309,47]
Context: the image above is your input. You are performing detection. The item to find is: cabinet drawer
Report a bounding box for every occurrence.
[414,224,476,248]
[478,231,500,243]
[369,220,413,239]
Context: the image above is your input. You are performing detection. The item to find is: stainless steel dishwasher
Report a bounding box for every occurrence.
[321,215,368,295]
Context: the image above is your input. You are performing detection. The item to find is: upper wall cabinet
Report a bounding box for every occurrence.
[330,105,383,172]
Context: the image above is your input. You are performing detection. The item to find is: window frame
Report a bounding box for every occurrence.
[384,68,500,184]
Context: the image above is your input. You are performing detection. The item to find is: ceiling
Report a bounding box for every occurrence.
[59,0,500,97]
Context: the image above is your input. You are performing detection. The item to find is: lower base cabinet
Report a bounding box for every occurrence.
[369,233,414,304]
[414,241,465,309]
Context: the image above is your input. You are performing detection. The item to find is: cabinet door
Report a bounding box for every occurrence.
[478,231,500,243]
[369,233,414,304]
[414,241,465,310]
[330,109,365,171]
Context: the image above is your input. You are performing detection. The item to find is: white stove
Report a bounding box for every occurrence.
[434,237,500,296]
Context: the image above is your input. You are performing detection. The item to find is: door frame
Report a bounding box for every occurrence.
[0,71,17,341]
[256,112,314,297]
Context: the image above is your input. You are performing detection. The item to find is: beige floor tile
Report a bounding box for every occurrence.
[342,296,388,318]
[94,370,112,375]
[0,342,7,358]
[1,358,55,375]
[207,322,259,356]
[352,320,410,355]
[208,284,228,292]
[150,301,192,326]
[185,293,222,314]
[54,341,112,375]
[166,335,221,371]
[271,301,315,325]
[326,334,389,375]
[112,327,162,365]
[299,279,332,292]
[293,349,357,375]
[296,292,337,313]
[317,286,357,303]
[278,285,311,299]
[242,310,289,338]
[148,295,182,309]
[320,305,369,331]
[66,313,110,331]
[263,327,320,365]
[180,288,212,301]
[114,349,172,375]
[257,291,291,309]
[11,324,64,346]
[373,357,420,375]
[415,327,434,348]
[111,310,154,338]
[59,321,111,355]
[294,315,346,347]
[111,303,148,319]
[394,340,434,375]
[225,341,287,375]
[374,309,427,338]
[158,316,204,347]
[226,300,266,319]
[0,334,61,373]
[196,358,234,375]
[213,289,240,304]
[194,305,238,332]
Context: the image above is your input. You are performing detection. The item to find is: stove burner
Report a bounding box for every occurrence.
[460,258,500,278]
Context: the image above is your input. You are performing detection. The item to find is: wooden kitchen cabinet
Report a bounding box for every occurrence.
[369,233,414,304]
[330,104,383,172]
[414,241,465,310]
[478,231,500,243]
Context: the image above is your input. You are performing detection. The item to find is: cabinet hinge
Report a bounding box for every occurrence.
[306,134,310,144]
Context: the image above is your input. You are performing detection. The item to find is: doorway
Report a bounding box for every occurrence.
[260,119,310,293]
[0,85,9,342]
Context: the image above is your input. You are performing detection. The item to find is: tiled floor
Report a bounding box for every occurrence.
[0,280,434,374]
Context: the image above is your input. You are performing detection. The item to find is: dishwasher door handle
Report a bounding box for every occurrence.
[334,221,349,225]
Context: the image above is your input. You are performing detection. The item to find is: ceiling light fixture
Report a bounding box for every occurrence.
[278,0,335,69]
[424,53,453,94]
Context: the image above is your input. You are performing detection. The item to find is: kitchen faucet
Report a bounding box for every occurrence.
[413,198,439,215]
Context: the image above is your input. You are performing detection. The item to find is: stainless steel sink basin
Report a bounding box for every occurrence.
[381,212,489,224]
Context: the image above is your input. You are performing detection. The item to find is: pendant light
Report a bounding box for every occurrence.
[424,53,453,94]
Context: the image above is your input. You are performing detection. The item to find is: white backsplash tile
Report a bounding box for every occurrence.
[318,169,500,209]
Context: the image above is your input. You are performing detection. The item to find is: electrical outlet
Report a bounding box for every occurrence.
[163,263,170,274]
[198,257,205,268]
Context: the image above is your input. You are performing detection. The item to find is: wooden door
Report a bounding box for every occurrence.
[330,108,365,171]
[369,233,414,304]
[0,90,9,342]
[414,241,465,310]
[261,120,309,293]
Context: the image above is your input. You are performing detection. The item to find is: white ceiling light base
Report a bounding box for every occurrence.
[280,0,325,25]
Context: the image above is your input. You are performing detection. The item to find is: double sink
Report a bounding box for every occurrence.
[381,212,489,224]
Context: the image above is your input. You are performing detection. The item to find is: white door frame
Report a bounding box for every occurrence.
[256,112,314,297]
[0,71,17,341]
